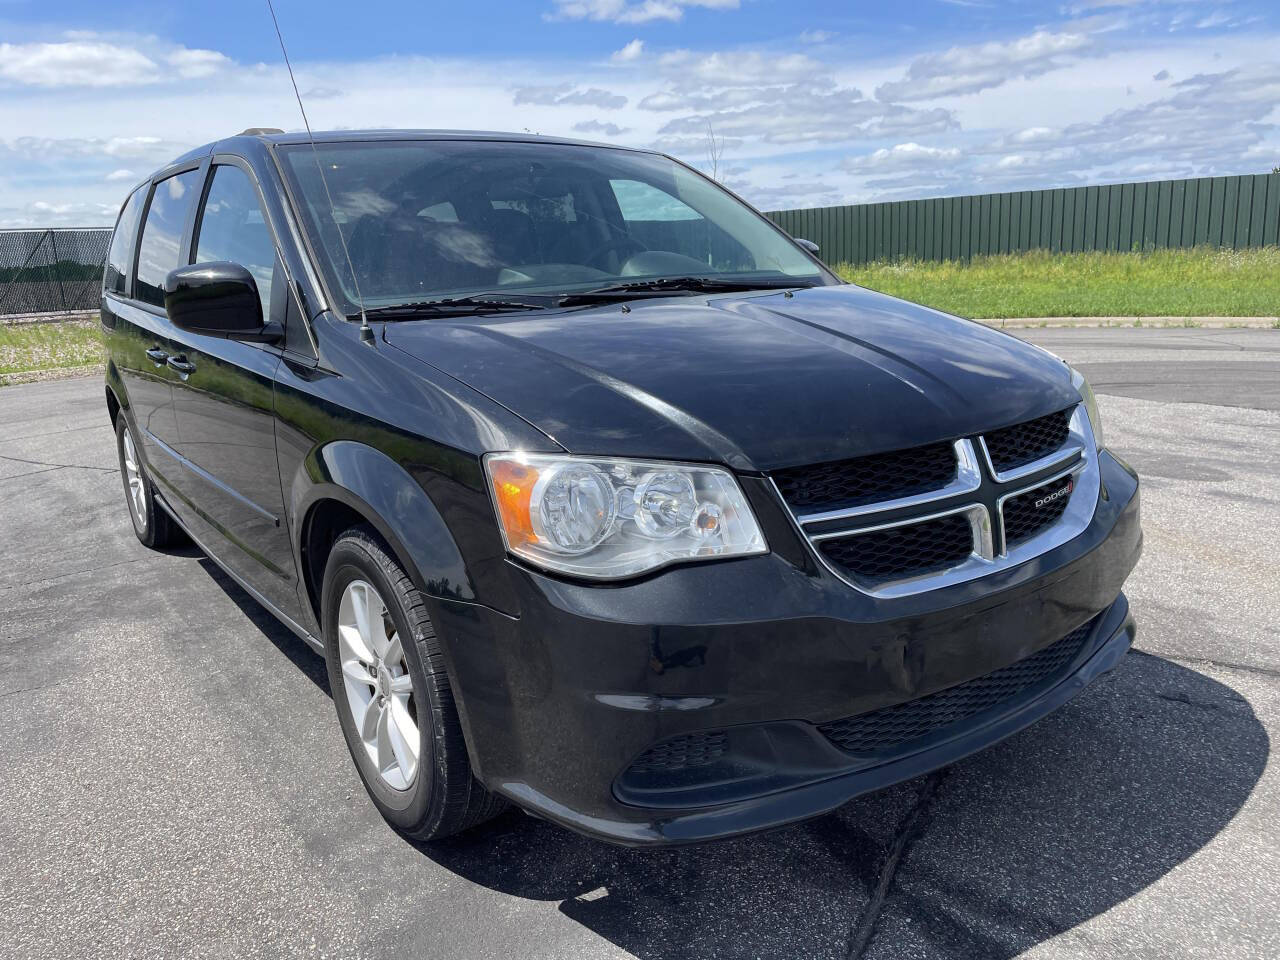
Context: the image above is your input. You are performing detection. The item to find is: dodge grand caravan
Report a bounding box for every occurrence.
[102,130,1141,846]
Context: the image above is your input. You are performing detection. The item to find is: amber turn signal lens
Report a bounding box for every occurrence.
[488,458,539,549]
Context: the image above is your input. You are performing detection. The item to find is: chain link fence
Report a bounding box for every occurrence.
[0,228,112,317]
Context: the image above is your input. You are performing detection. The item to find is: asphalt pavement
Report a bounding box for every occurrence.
[1,327,1277,959]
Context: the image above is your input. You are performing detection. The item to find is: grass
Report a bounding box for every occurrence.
[836,246,1280,319]
[0,318,104,383]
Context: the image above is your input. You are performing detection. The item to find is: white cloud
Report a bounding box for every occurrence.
[104,168,136,182]
[572,119,631,136]
[547,0,739,25]
[611,39,644,63]
[165,48,231,79]
[875,30,1095,102]
[629,48,959,148]
[0,41,158,87]
[649,133,744,153]
[1195,11,1232,29]
[0,39,230,88]
[972,62,1280,179]
[798,30,835,44]
[651,50,825,90]
[558,87,629,108]
[1,135,188,162]
[842,142,962,172]
[513,83,627,109]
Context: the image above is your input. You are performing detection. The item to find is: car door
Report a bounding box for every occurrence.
[109,169,203,488]
[163,159,302,619]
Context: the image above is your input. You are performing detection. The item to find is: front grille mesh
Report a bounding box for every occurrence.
[1003,474,1075,546]
[772,442,956,514]
[819,620,1094,756]
[818,512,973,584]
[984,409,1072,473]
[628,731,728,773]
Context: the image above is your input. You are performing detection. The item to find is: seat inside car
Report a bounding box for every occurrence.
[350,198,500,297]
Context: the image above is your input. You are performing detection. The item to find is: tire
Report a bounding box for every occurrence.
[322,526,506,840]
[115,411,186,549]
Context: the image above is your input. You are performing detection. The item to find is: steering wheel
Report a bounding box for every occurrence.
[585,236,649,271]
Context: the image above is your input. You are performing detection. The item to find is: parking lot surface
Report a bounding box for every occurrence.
[1,327,1277,959]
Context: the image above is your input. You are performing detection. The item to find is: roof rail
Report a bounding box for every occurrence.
[238,127,285,136]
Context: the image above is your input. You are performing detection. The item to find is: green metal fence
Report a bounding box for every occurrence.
[765,173,1280,267]
[0,228,112,316]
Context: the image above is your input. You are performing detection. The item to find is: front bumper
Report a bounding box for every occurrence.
[432,450,1142,846]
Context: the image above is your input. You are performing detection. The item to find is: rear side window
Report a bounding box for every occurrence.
[104,186,146,296]
[193,165,276,318]
[135,169,201,307]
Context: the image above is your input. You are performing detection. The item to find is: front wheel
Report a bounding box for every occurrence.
[321,526,506,840]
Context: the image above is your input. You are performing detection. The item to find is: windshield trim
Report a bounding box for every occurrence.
[275,137,838,322]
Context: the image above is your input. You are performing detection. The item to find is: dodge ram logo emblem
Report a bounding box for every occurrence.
[1035,478,1074,509]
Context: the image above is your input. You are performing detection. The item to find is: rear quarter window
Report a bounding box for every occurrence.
[103,186,147,296]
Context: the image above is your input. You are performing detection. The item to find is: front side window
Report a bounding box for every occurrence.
[135,169,200,307]
[279,140,825,315]
[104,185,146,296]
[193,165,276,318]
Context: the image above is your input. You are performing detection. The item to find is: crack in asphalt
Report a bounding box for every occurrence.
[846,770,947,960]
[0,423,103,445]
[0,465,64,482]
[0,679,74,700]
[0,452,114,473]
[0,557,146,593]
[1136,649,1280,682]
[1154,690,1249,711]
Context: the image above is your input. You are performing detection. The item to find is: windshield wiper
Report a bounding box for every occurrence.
[557,276,815,306]
[353,295,553,320]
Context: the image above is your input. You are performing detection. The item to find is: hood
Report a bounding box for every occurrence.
[384,284,1079,472]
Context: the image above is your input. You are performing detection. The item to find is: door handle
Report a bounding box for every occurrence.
[145,346,168,365]
[167,355,196,376]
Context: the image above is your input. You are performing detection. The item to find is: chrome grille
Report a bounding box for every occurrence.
[772,405,1097,597]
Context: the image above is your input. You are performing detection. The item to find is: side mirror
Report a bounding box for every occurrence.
[163,262,280,342]
[793,237,820,255]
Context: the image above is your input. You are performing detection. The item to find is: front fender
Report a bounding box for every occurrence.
[292,441,477,614]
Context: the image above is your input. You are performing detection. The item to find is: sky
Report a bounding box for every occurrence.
[0,0,1277,227]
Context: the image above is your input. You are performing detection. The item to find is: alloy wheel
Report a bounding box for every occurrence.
[121,427,147,533]
[337,579,420,791]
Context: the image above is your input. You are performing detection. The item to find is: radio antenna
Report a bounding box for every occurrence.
[264,0,375,345]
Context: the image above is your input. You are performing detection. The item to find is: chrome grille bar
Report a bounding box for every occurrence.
[772,404,1100,598]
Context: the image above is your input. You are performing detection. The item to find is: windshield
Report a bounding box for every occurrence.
[277,139,827,314]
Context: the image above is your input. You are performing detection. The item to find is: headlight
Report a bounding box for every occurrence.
[1071,367,1105,450]
[484,453,767,579]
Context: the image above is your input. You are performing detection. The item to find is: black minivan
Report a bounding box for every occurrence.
[102,129,1141,845]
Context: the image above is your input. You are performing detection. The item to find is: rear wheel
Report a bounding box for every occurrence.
[322,526,506,840]
[114,412,185,548]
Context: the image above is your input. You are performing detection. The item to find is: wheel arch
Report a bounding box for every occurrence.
[293,440,478,632]
[104,365,127,426]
